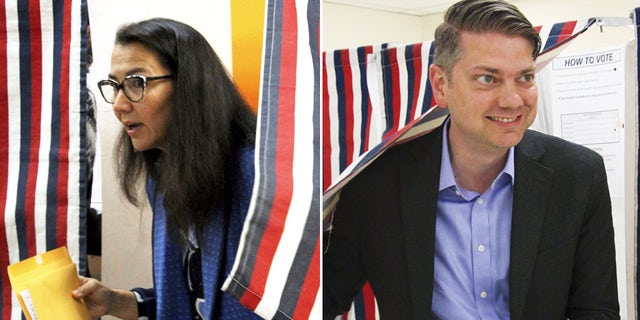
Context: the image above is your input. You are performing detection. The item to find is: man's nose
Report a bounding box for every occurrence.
[498,82,523,108]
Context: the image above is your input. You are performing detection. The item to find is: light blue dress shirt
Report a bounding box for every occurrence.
[432,120,514,320]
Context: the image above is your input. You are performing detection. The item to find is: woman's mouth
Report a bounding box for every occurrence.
[126,123,141,130]
[124,123,142,136]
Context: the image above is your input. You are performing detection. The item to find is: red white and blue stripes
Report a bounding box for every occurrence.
[323,41,439,195]
[322,44,389,191]
[0,1,88,319]
[377,41,436,138]
[223,0,320,319]
[535,18,596,69]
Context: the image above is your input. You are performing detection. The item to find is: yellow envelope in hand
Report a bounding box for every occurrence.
[7,246,90,320]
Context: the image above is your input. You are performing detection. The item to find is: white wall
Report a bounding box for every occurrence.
[322,3,423,51]
[87,2,233,319]
[324,0,636,52]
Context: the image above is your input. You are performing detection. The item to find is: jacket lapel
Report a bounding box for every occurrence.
[509,132,553,319]
[398,126,443,317]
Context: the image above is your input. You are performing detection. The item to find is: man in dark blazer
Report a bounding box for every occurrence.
[322,0,619,319]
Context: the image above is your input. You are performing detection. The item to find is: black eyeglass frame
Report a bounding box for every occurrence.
[97,74,174,104]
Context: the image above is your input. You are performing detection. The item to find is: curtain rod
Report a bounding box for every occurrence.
[595,16,634,31]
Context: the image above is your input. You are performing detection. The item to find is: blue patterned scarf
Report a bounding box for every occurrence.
[147,146,262,320]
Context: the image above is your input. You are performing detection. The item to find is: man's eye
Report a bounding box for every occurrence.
[476,75,495,84]
[520,74,535,82]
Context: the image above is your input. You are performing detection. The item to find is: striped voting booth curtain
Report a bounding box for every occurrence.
[324,40,443,320]
[323,19,596,320]
[223,0,321,319]
[0,0,88,319]
[377,42,437,139]
[322,41,441,228]
[322,43,389,191]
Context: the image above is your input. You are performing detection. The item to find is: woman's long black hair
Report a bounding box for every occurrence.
[113,18,256,241]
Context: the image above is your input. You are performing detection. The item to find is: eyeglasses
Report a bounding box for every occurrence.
[97,74,173,104]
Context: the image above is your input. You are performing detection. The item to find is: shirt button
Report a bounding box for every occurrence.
[455,190,461,196]
[477,245,486,252]
[480,291,488,299]
[477,198,484,205]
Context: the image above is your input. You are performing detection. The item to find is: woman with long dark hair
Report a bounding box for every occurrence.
[73,18,262,320]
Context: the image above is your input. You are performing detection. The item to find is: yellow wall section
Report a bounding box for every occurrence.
[231,0,266,112]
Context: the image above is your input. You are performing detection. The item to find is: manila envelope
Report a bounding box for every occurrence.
[7,246,90,320]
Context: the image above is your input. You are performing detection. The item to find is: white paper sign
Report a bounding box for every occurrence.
[549,47,626,198]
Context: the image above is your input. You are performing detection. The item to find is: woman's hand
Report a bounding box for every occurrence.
[72,276,138,320]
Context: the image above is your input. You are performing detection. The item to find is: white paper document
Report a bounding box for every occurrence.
[548,47,626,198]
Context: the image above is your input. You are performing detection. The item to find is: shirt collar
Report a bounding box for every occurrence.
[438,118,515,192]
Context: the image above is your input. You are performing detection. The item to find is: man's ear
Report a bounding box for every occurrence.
[429,64,448,108]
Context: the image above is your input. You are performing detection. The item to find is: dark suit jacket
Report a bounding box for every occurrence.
[323,124,619,319]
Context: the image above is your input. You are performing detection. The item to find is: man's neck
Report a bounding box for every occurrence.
[448,141,509,194]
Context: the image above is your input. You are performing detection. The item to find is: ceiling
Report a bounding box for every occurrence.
[323,0,462,16]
